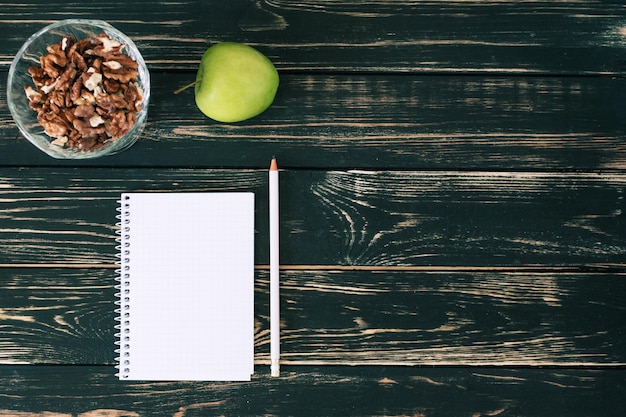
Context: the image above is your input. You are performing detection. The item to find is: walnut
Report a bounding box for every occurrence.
[107,110,135,138]
[48,90,66,108]
[72,118,106,136]
[83,70,103,92]
[57,64,77,90]
[101,54,139,83]
[37,111,71,137]
[70,46,88,71]
[60,35,73,52]
[91,58,103,72]
[76,38,92,54]
[24,32,144,152]
[105,54,139,69]
[103,66,139,83]
[94,35,123,54]
[103,60,122,71]
[89,114,105,127]
[70,76,84,101]
[28,66,45,84]
[98,90,133,113]
[40,79,58,95]
[76,90,96,106]
[103,78,121,94]
[123,82,143,110]
[24,86,42,104]
[74,104,95,118]
[51,136,68,147]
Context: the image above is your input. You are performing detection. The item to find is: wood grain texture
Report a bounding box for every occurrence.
[1,365,625,416]
[2,72,626,169]
[1,1,625,413]
[1,268,624,366]
[0,268,115,364]
[299,170,626,267]
[0,168,623,266]
[1,1,625,74]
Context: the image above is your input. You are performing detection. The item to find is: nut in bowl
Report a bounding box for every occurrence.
[7,19,150,159]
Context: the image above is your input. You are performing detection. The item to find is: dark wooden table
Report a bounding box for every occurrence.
[1,1,625,416]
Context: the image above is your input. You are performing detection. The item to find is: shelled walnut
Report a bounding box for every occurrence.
[24,32,144,151]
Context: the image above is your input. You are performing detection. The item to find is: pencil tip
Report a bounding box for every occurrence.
[270,157,278,171]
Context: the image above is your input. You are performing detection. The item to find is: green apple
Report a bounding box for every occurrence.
[194,42,279,123]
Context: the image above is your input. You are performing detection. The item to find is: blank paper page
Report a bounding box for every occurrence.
[116,192,255,381]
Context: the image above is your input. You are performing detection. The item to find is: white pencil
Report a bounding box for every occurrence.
[269,157,280,377]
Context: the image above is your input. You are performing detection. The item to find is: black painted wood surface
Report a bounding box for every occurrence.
[0,168,623,266]
[1,268,624,366]
[1,0,626,75]
[0,0,624,416]
[2,73,626,169]
[2,366,625,416]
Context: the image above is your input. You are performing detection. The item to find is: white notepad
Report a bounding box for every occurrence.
[115,192,255,381]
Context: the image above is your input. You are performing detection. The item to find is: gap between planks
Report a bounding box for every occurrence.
[0,264,623,272]
[253,360,626,368]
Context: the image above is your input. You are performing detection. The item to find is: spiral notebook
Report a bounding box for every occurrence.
[115,192,255,381]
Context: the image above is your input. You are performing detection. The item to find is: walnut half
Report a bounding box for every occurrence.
[25,32,144,152]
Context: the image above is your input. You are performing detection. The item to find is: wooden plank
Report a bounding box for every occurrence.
[1,1,625,74]
[295,170,626,267]
[0,168,623,267]
[1,268,624,366]
[2,72,626,169]
[0,365,625,416]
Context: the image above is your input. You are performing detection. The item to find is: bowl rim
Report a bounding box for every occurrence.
[6,19,151,159]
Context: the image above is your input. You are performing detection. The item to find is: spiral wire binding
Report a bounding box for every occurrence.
[114,195,132,379]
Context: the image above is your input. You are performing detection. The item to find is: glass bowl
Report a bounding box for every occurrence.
[7,19,150,159]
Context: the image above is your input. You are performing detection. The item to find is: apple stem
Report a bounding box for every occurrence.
[173,80,198,94]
